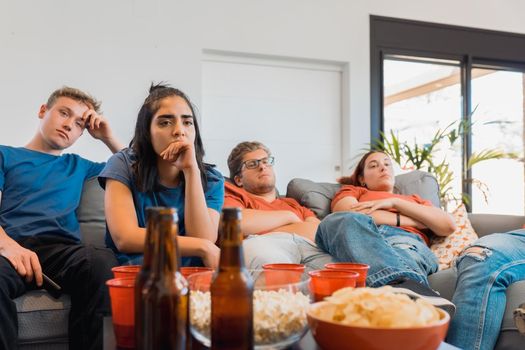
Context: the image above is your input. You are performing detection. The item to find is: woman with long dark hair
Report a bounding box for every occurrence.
[99,83,224,267]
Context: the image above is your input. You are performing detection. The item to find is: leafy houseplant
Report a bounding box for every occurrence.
[371,120,519,210]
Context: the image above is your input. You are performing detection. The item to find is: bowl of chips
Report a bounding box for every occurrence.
[189,269,311,349]
[307,286,450,350]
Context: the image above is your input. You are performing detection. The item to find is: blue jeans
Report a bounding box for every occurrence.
[315,212,438,287]
[447,230,525,350]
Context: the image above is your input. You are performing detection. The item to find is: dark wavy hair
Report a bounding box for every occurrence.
[130,83,207,192]
[338,150,386,186]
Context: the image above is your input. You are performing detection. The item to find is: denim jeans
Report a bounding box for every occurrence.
[447,230,525,350]
[315,212,438,287]
[242,232,334,271]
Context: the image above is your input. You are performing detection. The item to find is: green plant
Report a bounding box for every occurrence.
[371,120,519,209]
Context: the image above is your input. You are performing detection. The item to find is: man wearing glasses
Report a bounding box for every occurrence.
[224,141,333,270]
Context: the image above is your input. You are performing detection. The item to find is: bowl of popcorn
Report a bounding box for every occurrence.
[307,286,450,350]
[188,269,311,349]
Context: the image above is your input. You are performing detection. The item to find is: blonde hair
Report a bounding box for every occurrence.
[46,86,101,113]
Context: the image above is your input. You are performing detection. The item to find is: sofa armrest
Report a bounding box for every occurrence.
[468,214,525,238]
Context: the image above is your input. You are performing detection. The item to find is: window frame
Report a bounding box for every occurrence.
[370,15,525,211]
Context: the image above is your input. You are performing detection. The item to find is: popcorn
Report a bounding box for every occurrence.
[190,289,310,344]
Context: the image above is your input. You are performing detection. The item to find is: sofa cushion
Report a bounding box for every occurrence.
[428,268,457,302]
[15,290,70,345]
[393,170,440,207]
[286,179,340,219]
[286,170,440,219]
[431,204,479,270]
[77,177,106,247]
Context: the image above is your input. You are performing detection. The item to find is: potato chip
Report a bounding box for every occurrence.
[314,286,441,328]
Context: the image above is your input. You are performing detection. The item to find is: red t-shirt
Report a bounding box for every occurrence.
[332,185,433,245]
[224,182,316,222]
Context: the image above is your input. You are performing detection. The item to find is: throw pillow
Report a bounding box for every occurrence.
[430,204,479,270]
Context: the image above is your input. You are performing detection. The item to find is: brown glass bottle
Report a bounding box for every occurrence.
[134,208,159,349]
[136,207,188,350]
[210,207,254,350]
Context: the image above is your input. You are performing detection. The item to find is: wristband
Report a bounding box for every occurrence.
[396,212,401,227]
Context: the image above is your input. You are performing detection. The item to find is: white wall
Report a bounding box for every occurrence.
[2,0,525,175]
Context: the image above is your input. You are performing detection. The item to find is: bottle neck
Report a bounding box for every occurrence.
[218,220,245,269]
[151,215,181,275]
[142,212,159,270]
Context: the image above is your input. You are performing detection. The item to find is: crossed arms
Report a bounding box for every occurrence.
[239,209,320,242]
[333,196,456,237]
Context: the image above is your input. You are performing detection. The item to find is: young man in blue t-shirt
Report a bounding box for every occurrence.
[0,87,123,350]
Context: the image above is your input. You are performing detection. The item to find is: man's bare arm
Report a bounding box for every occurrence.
[83,110,124,153]
[0,191,43,286]
[240,209,301,235]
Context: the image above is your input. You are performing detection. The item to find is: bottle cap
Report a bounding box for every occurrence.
[222,207,241,220]
[147,207,178,222]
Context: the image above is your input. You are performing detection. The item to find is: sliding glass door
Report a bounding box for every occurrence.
[371,16,525,214]
[470,68,524,214]
[382,56,524,213]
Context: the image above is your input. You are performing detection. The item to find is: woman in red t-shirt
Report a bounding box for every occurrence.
[315,151,455,289]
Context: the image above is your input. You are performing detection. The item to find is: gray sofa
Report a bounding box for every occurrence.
[13,178,107,349]
[286,170,525,350]
[12,172,525,349]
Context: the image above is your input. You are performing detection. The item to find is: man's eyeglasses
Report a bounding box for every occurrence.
[241,156,275,170]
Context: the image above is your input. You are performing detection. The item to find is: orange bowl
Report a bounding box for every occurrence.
[307,301,450,350]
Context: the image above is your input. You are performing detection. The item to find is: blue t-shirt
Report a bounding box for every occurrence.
[0,145,105,242]
[98,148,225,265]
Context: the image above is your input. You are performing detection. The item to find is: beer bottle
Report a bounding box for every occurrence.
[210,207,254,350]
[137,207,189,350]
[134,208,159,348]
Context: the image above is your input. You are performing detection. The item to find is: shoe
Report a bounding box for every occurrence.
[387,278,456,318]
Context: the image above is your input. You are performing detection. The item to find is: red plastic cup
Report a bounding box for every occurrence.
[308,269,358,302]
[187,270,214,292]
[324,263,370,287]
[111,265,141,280]
[106,277,135,349]
[262,263,306,286]
[180,266,214,280]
